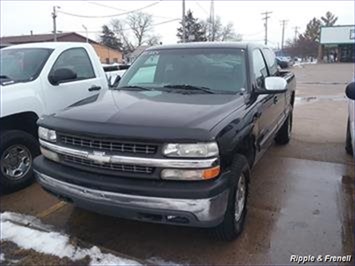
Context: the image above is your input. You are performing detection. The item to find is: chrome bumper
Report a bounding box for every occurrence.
[35,171,229,224]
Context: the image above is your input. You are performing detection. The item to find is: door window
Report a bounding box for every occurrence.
[262,48,278,76]
[50,48,95,82]
[252,49,268,87]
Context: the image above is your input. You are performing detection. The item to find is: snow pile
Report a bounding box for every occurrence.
[148,256,184,266]
[0,212,141,265]
[0,253,4,262]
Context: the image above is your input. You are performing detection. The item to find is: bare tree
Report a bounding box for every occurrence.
[127,12,154,46]
[110,12,160,53]
[221,23,242,41]
[111,19,134,53]
[203,16,240,42]
[147,35,161,46]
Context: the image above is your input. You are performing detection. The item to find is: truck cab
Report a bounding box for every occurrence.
[0,42,110,191]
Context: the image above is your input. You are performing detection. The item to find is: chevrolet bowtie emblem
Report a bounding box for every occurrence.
[87,151,110,164]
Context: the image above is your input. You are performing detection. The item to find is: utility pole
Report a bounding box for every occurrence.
[293,26,299,41]
[280,19,288,50]
[52,6,60,42]
[209,0,215,41]
[182,0,186,42]
[261,11,272,45]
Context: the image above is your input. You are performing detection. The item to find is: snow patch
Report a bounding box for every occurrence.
[0,253,5,262]
[147,256,185,266]
[1,212,141,266]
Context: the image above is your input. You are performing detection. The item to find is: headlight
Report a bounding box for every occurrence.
[163,142,219,158]
[38,127,57,142]
[161,166,220,181]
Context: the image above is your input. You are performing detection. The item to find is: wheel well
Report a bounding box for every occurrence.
[233,134,256,168]
[290,91,295,106]
[1,112,39,138]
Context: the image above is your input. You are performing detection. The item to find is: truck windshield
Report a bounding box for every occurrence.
[118,48,246,94]
[0,48,53,84]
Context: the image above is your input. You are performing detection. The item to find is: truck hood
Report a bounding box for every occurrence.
[44,90,245,141]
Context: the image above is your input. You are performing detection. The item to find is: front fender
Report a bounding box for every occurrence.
[1,84,45,118]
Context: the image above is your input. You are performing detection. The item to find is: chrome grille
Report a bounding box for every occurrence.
[62,155,154,174]
[59,134,157,155]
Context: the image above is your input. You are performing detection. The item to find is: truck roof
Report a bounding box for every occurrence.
[2,42,93,50]
[146,42,265,51]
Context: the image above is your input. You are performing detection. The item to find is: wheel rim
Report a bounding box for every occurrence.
[1,145,32,180]
[234,173,246,222]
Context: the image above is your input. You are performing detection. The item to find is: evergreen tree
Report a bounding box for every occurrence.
[321,11,338,26]
[177,10,207,42]
[303,18,322,42]
[100,25,122,50]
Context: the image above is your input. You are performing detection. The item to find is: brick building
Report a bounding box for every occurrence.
[0,32,123,64]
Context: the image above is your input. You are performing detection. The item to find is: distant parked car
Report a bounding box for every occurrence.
[345,82,354,156]
[276,56,290,69]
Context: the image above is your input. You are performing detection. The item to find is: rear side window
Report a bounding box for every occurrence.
[252,49,268,88]
[262,48,278,76]
[50,48,95,81]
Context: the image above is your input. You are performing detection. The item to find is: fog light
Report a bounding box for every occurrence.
[161,166,220,181]
[40,147,60,162]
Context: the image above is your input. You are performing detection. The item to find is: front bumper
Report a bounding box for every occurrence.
[34,157,231,227]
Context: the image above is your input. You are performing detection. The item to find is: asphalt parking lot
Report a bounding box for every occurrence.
[1,63,354,265]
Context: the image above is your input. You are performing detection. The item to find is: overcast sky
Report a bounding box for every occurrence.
[1,0,354,48]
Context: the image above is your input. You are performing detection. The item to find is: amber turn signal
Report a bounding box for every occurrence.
[202,166,220,180]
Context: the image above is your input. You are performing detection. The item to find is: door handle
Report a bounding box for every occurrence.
[88,85,101,91]
[273,96,278,104]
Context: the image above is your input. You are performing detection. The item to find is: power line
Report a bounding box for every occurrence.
[194,1,209,15]
[65,18,180,34]
[58,1,161,18]
[88,1,175,20]
[88,1,126,12]
[261,11,272,45]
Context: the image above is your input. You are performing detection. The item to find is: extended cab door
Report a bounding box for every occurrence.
[43,47,106,114]
[262,48,287,129]
[251,49,280,149]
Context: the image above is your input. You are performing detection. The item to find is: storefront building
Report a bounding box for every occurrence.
[318,25,355,62]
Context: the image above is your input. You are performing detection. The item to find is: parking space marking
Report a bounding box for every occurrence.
[36,201,67,218]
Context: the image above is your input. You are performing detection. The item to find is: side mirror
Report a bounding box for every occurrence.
[262,76,287,94]
[345,82,355,100]
[49,68,77,85]
[110,75,121,88]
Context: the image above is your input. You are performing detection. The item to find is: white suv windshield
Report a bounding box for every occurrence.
[118,48,246,94]
[0,48,53,84]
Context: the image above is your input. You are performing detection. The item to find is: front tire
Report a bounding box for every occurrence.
[275,110,293,145]
[0,130,39,193]
[212,155,250,241]
[346,118,353,156]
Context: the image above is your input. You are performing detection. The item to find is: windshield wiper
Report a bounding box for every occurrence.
[163,84,215,94]
[116,85,154,91]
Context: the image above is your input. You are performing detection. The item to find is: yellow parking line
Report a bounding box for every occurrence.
[36,201,67,218]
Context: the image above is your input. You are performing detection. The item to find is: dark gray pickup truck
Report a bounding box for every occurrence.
[33,43,296,240]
